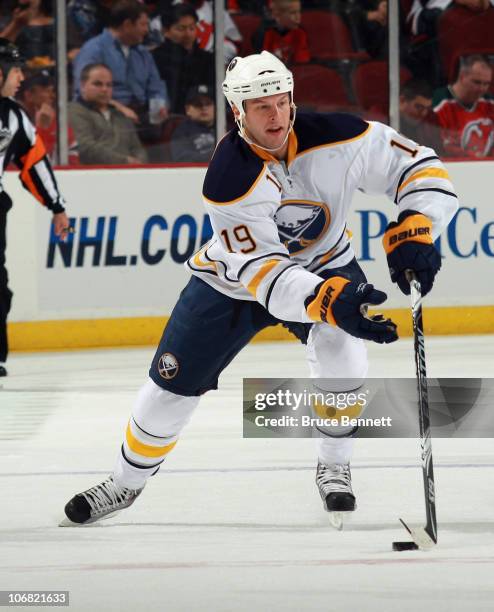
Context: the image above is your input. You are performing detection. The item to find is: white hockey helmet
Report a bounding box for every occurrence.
[222,51,295,150]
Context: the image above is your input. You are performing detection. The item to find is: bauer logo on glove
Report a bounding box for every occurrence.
[383,210,441,297]
[305,276,398,344]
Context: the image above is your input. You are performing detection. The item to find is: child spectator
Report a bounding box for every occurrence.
[252,0,310,66]
[152,4,214,114]
[69,62,147,165]
[170,84,215,162]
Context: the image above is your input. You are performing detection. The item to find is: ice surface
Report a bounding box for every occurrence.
[1,336,493,612]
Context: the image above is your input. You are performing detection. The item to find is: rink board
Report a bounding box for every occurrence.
[3,161,494,350]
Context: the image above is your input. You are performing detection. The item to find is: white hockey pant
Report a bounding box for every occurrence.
[306,323,368,466]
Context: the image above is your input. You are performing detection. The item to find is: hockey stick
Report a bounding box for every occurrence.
[396,271,437,550]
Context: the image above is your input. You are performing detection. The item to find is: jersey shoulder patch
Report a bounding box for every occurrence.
[203,129,265,204]
[295,112,369,154]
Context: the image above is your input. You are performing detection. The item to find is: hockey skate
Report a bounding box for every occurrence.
[316,462,356,530]
[60,475,143,526]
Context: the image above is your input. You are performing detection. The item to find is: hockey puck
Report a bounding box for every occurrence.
[392,541,419,551]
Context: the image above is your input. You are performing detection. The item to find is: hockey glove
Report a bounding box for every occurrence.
[383,210,441,296]
[305,277,398,344]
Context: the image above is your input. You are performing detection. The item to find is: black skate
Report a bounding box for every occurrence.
[316,462,356,530]
[60,475,143,526]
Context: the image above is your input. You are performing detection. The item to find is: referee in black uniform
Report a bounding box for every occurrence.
[0,39,71,376]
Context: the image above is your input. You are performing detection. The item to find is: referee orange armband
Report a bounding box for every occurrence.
[382,212,433,255]
[305,276,350,325]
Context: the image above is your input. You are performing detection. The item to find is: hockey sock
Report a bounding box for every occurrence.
[113,378,200,489]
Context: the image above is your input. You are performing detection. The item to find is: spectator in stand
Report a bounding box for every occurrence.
[191,0,242,63]
[408,0,494,35]
[73,0,169,138]
[349,0,388,59]
[433,55,494,158]
[0,0,55,69]
[67,0,113,57]
[405,1,494,85]
[400,78,443,154]
[152,4,214,114]
[69,62,147,165]
[17,70,80,165]
[252,0,310,66]
[170,84,215,162]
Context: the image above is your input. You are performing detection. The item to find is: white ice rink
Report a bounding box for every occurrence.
[1,335,493,612]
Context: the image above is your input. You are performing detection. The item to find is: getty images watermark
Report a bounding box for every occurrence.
[252,388,392,429]
[243,378,494,438]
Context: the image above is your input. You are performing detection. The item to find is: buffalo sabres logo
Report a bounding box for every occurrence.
[274,200,331,255]
[158,353,179,380]
[0,127,13,154]
[461,118,494,157]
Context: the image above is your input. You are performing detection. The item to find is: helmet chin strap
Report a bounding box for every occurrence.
[236,104,297,154]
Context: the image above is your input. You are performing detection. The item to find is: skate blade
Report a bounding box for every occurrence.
[328,511,353,531]
[58,509,120,527]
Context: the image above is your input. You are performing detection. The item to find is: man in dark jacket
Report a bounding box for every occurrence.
[152,4,214,114]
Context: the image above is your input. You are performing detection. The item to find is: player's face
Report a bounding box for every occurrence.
[243,93,291,155]
[165,16,198,51]
[460,63,492,104]
[81,67,113,107]
[0,67,24,98]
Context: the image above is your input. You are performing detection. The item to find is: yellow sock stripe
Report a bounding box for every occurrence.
[313,401,365,420]
[246,259,282,297]
[398,168,450,193]
[125,423,177,458]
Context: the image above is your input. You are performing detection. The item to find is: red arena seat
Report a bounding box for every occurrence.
[438,6,494,82]
[232,13,262,57]
[352,61,412,113]
[291,64,351,112]
[301,10,369,62]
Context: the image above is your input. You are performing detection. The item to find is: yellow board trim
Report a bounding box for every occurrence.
[246,259,281,297]
[6,305,494,352]
[398,168,450,193]
[126,424,177,458]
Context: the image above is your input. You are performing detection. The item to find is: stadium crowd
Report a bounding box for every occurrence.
[1,0,493,163]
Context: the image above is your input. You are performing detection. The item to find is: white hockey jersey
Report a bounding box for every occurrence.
[187,112,458,324]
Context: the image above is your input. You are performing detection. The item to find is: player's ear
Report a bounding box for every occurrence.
[232,103,241,120]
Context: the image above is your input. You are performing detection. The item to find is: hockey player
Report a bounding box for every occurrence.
[62,52,458,527]
[0,39,71,377]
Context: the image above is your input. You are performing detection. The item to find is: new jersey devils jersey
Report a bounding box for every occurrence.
[434,88,494,158]
[187,112,458,324]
